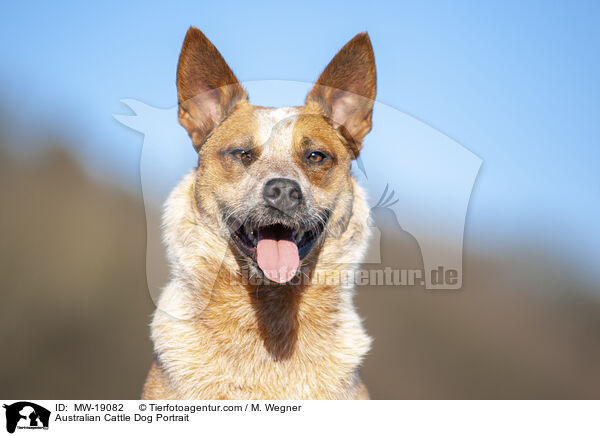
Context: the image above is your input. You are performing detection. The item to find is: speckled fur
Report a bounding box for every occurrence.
[143,172,372,400]
[142,27,376,400]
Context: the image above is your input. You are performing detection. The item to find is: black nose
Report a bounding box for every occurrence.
[263,178,302,213]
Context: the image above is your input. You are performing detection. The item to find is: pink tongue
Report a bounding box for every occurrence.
[256,238,300,283]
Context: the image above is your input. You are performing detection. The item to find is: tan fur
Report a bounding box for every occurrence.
[143,27,376,400]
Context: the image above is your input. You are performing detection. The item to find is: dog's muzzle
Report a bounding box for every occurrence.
[262,178,303,214]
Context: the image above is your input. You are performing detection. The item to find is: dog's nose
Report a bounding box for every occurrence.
[263,178,302,213]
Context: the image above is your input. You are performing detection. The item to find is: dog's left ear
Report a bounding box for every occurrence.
[177,27,248,151]
[306,33,376,158]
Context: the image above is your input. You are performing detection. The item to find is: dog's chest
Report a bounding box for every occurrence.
[152,293,370,400]
[185,341,366,400]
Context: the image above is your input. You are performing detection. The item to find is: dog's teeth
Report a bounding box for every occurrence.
[245,227,257,243]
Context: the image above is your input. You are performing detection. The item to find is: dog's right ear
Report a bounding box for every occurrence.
[177,27,247,151]
[306,33,376,158]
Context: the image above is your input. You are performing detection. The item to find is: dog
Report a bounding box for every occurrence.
[142,27,376,400]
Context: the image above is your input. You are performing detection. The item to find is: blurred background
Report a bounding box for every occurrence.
[1,1,599,399]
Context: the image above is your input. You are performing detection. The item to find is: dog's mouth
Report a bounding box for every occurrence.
[228,219,326,284]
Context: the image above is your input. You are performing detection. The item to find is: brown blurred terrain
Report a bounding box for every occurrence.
[0,141,154,398]
[358,217,600,399]
[1,137,599,399]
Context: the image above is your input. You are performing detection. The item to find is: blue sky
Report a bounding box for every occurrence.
[1,1,599,281]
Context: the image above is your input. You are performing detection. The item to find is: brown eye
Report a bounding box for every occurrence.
[307,151,327,164]
[230,149,253,163]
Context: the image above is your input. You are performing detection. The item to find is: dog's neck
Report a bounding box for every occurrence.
[150,172,371,398]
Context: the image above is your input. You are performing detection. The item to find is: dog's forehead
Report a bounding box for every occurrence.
[253,106,301,150]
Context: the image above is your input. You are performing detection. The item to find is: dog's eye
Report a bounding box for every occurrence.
[306,151,327,164]
[230,149,253,163]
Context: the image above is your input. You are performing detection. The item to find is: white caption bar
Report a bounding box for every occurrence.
[1,400,597,436]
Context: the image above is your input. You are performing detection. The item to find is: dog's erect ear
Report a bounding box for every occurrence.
[177,27,248,151]
[306,33,376,157]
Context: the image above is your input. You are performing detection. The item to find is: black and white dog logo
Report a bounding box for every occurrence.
[3,402,50,433]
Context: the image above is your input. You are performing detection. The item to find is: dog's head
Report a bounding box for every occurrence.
[177,27,376,284]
